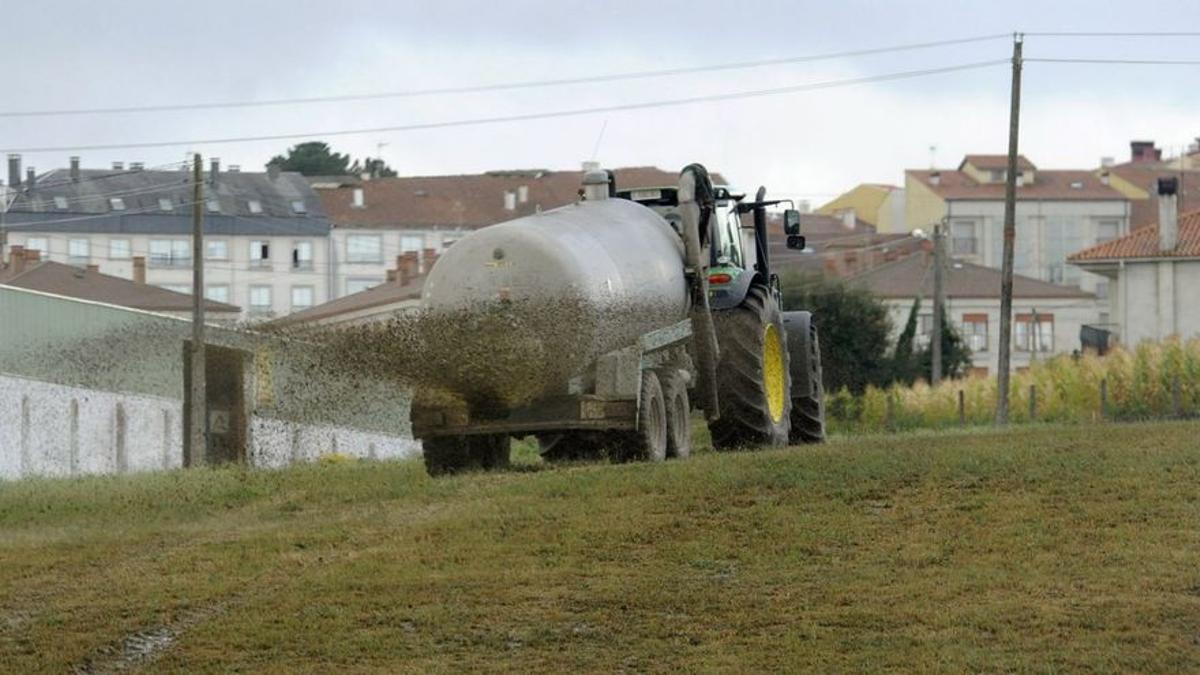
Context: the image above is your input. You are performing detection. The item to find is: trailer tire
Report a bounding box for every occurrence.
[709,283,791,449]
[621,370,668,462]
[660,370,692,459]
[422,434,510,476]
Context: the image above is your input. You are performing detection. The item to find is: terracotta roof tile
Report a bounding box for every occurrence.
[317,166,725,230]
[1069,209,1200,262]
[1106,164,1200,228]
[909,168,1125,201]
[848,253,1093,299]
[0,262,240,313]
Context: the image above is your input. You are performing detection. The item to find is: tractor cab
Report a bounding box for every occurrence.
[617,185,805,310]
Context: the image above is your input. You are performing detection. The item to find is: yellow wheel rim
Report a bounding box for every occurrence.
[763,323,785,423]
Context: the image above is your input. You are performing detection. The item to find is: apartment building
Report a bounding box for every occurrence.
[2,156,332,320]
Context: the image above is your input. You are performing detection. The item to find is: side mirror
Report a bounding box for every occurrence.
[783,209,802,235]
[786,234,807,250]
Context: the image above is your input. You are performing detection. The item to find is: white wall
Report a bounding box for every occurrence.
[0,373,420,481]
[330,227,468,297]
[1116,259,1200,344]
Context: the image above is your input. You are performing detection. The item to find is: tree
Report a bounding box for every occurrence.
[349,157,398,178]
[780,272,894,395]
[267,142,352,176]
[917,313,973,382]
[890,297,923,384]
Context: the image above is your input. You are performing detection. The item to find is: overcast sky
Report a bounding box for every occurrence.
[3,1,1199,207]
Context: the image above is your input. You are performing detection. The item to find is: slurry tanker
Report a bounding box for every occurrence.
[412,164,824,475]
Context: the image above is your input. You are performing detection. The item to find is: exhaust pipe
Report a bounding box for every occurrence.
[679,164,721,421]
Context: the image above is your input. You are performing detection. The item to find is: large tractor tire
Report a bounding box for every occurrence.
[423,434,510,476]
[783,312,827,444]
[660,369,692,459]
[709,284,792,449]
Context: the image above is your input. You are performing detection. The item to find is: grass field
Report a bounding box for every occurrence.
[2,422,1199,672]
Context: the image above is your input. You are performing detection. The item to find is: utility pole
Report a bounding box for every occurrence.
[996,33,1023,425]
[931,220,946,385]
[187,153,206,467]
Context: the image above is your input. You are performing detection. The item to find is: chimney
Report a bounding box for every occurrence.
[25,168,35,191]
[228,164,240,173]
[1100,156,1115,168]
[8,245,25,275]
[209,157,219,184]
[130,162,144,171]
[69,156,80,182]
[422,247,438,273]
[1100,171,1110,186]
[840,209,855,229]
[112,161,124,170]
[85,264,99,274]
[132,256,146,284]
[929,171,941,186]
[1131,140,1162,164]
[517,185,529,203]
[352,187,365,209]
[386,269,398,284]
[267,163,281,181]
[398,251,418,284]
[1158,177,1179,251]
[23,249,40,264]
[6,154,19,188]
[503,190,517,210]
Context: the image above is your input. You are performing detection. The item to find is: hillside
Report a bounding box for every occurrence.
[2,423,1199,672]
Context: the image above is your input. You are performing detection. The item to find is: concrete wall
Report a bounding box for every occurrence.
[1116,259,1200,344]
[0,373,420,481]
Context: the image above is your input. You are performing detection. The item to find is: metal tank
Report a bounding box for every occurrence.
[422,193,687,317]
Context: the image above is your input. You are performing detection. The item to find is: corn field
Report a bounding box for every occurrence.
[827,338,1200,433]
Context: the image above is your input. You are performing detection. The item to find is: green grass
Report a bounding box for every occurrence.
[2,422,1199,672]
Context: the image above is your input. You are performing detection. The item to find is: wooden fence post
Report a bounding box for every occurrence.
[1028,384,1037,422]
[1099,378,1108,421]
[958,390,966,428]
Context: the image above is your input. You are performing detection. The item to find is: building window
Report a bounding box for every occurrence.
[347,235,382,263]
[291,286,314,310]
[292,241,313,270]
[109,238,131,260]
[206,239,229,261]
[53,196,69,210]
[290,200,307,215]
[1097,219,1120,244]
[961,313,988,352]
[158,197,174,211]
[24,237,48,254]
[149,239,190,267]
[249,285,273,314]
[1015,313,1055,353]
[109,197,126,211]
[951,220,978,256]
[68,238,90,263]
[205,285,230,303]
[346,277,379,295]
[206,198,221,213]
[400,235,424,253]
[250,240,271,267]
[247,199,263,214]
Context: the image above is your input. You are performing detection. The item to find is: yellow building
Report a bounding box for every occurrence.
[816,183,901,232]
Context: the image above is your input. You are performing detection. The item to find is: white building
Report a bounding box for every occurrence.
[903,155,1131,307]
[1070,180,1200,346]
[849,252,1097,375]
[2,156,332,321]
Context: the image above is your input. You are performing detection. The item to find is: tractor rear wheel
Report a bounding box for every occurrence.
[790,325,826,444]
[708,283,791,449]
[660,370,692,459]
[422,434,510,476]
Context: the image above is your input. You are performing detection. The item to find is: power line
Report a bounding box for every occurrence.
[1023,31,1200,37]
[0,60,1009,154]
[1026,57,1200,65]
[0,34,1010,119]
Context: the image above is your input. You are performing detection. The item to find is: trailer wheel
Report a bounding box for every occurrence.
[660,370,692,459]
[622,370,668,462]
[422,434,510,476]
[791,325,826,444]
[709,283,792,449]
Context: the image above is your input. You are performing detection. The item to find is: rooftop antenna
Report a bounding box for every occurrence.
[590,118,609,162]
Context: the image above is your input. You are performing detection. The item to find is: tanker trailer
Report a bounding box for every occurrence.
[412,164,824,475]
